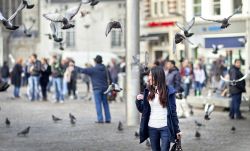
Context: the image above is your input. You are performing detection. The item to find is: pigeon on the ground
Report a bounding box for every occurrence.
[231,126,236,133]
[146,139,151,148]
[105,21,122,37]
[52,115,62,122]
[173,33,193,53]
[195,120,204,127]
[117,121,123,131]
[204,103,215,120]
[0,81,10,92]
[43,2,82,29]
[211,44,224,54]
[195,131,201,138]
[135,131,139,139]
[220,72,249,86]
[5,118,10,127]
[69,113,76,121]
[176,17,195,37]
[187,103,194,115]
[17,126,30,136]
[238,37,247,47]
[0,1,26,30]
[50,22,63,43]
[70,118,76,125]
[104,83,123,94]
[82,0,100,6]
[200,6,242,29]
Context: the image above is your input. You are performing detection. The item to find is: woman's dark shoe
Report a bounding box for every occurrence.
[105,121,111,124]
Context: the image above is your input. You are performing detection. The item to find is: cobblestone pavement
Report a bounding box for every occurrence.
[0,87,250,151]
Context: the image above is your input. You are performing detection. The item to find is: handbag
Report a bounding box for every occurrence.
[170,139,183,151]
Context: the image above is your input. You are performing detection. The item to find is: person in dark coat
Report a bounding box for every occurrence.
[76,55,112,123]
[229,59,246,120]
[40,58,52,101]
[0,61,10,83]
[11,58,23,98]
[136,66,181,151]
[66,60,78,100]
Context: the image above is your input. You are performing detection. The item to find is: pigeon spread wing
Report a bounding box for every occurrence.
[105,22,113,37]
[8,1,26,21]
[0,11,6,21]
[217,44,224,49]
[50,22,58,36]
[200,16,223,23]
[43,13,65,22]
[65,2,82,21]
[236,73,249,82]
[185,37,194,45]
[227,5,242,20]
[82,0,91,4]
[185,17,195,31]
[175,22,185,31]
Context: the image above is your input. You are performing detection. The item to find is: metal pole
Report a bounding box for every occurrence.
[126,0,140,126]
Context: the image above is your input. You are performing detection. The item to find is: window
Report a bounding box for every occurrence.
[233,0,242,13]
[213,0,220,15]
[193,0,201,16]
[160,1,164,15]
[154,2,158,16]
[66,27,75,48]
[111,30,122,47]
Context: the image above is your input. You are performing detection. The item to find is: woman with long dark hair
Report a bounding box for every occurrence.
[136,66,181,151]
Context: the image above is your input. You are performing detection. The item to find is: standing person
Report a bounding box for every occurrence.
[51,55,64,103]
[109,58,119,83]
[28,53,41,101]
[0,61,10,83]
[136,66,181,151]
[193,64,206,96]
[65,60,78,100]
[76,55,112,123]
[229,59,246,120]
[180,60,193,98]
[11,58,23,98]
[40,58,51,101]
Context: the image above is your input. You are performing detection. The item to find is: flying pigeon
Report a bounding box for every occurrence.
[220,72,249,86]
[23,0,35,9]
[0,1,27,30]
[0,81,10,92]
[82,0,100,6]
[52,115,62,122]
[176,17,195,37]
[104,83,123,94]
[5,118,11,127]
[211,44,224,54]
[50,22,63,43]
[173,33,194,53]
[204,103,215,120]
[17,126,30,136]
[105,21,122,37]
[80,11,90,17]
[43,2,82,29]
[238,37,247,47]
[195,131,201,138]
[59,42,65,51]
[22,21,35,37]
[117,121,123,131]
[200,6,242,29]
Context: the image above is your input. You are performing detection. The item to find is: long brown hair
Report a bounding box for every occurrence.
[147,66,167,107]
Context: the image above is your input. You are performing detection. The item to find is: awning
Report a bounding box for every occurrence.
[140,33,166,41]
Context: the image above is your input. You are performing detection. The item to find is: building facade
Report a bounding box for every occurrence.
[185,0,250,71]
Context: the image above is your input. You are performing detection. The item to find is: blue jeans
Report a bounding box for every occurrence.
[53,77,64,101]
[230,93,242,118]
[93,89,111,122]
[28,76,40,101]
[184,83,191,98]
[195,81,203,96]
[13,86,20,97]
[148,126,170,151]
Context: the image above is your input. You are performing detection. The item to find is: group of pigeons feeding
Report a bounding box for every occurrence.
[173,5,244,54]
[0,0,122,51]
